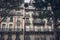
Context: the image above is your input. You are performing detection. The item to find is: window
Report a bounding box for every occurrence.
[7,34,12,40]
[15,34,20,40]
[17,16,20,19]
[17,16,20,26]
[17,23,20,31]
[26,26,30,31]
[17,16,20,22]
[17,18,20,31]
[2,24,6,31]
[48,26,52,31]
[9,24,13,31]
[25,19,30,25]
[16,11,21,16]
[25,35,30,40]
[17,24,20,31]
[17,27,20,31]
[25,12,30,17]
[40,26,44,31]
[34,26,38,31]
[9,16,13,22]
[17,22,20,27]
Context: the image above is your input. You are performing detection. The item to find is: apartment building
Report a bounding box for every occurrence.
[0,0,24,40]
[24,0,55,40]
[0,0,58,40]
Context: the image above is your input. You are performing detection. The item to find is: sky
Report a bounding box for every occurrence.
[24,0,30,3]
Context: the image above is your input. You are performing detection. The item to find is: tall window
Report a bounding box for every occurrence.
[9,24,13,31]
[26,26,30,31]
[17,23,20,31]
[17,16,20,31]
[48,26,52,31]
[9,16,13,22]
[17,16,20,22]
[40,26,44,31]
[25,35,30,40]
[25,12,30,17]
[34,26,38,31]
[25,19,30,25]
[2,24,6,31]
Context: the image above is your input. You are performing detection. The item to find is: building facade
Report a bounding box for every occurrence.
[0,0,59,40]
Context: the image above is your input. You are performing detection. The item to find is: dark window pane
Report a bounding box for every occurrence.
[9,16,13,22]
[25,35,30,40]
[2,24,6,31]
[9,24,13,31]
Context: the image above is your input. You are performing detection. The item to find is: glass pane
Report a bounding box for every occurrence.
[9,24,13,31]
[26,26,30,31]
[17,27,20,31]
[48,26,52,31]
[25,35,30,40]
[2,24,6,31]
[17,16,20,26]
[17,16,20,19]
[25,12,30,17]
[34,26,38,31]
[9,16,13,22]
[17,22,20,26]
[17,20,20,22]
[40,26,44,31]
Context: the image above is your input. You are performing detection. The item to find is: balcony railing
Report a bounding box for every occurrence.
[33,19,45,25]
[0,28,23,32]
